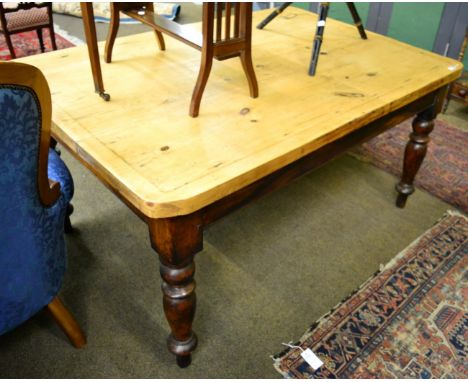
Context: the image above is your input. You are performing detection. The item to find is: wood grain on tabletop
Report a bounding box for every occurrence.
[17,8,463,218]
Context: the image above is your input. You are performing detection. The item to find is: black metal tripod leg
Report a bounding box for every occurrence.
[346,2,367,39]
[256,2,292,29]
[308,3,330,76]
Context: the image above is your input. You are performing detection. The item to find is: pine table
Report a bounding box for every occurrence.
[18,7,462,367]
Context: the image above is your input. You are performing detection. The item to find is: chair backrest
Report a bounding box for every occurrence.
[0,62,60,210]
[210,3,252,43]
[0,2,50,13]
[0,62,65,335]
[214,3,240,41]
[457,27,468,62]
[0,2,52,32]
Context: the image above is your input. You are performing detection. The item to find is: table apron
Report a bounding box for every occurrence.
[199,86,447,226]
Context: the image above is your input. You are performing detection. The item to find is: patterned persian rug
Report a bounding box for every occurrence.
[0,25,81,61]
[273,211,467,378]
[349,119,468,213]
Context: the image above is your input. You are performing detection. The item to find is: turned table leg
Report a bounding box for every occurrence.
[148,213,203,368]
[395,107,436,208]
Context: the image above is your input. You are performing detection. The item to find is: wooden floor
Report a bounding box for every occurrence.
[18,8,462,218]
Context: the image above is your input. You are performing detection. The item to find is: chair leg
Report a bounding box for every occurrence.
[46,296,86,348]
[105,3,120,63]
[240,50,259,98]
[189,53,213,117]
[189,4,215,117]
[64,203,74,233]
[37,28,45,53]
[49,24,58,50]
[4,32,16,59]
[146,2,165,51]
[152,30,165,51]
[238,3,258,98]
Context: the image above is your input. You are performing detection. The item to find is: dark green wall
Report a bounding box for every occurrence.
[387,3,444,51]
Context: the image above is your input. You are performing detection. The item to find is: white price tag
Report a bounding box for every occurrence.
[301,348,324,371]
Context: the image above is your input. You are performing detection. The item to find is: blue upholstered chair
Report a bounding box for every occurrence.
[0,62,85,347]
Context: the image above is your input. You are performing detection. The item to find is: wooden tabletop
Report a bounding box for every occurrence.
[18,8,462,218]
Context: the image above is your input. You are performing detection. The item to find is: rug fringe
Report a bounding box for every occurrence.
[53,24,85,46]
[381,210,466,272]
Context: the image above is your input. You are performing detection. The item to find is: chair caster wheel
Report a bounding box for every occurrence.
[99,92,110,101]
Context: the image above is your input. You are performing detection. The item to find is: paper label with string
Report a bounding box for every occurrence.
[301,348,323,370]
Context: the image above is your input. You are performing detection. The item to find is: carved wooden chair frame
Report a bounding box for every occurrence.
[104,2,258,117]
[0,2,57,59]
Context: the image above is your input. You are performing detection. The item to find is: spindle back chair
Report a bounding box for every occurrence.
[105,2,258,117]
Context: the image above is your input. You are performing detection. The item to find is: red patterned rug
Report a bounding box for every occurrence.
[273,211,467,378]
[349,119,468,213]
[0,27,76,61]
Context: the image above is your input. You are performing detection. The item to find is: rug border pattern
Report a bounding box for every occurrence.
[272,210,467,378]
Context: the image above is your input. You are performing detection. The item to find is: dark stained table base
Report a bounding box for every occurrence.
[146,85,448,366]
[55,85,448,367]
[395,107,438,207]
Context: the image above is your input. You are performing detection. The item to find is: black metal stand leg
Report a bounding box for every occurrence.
[256,2,292,30]
[257,2,368,77]
[346,2,367,39]
[308,3,330,76]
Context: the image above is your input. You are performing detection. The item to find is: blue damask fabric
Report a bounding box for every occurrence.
[48,148,74,203]
[0,85,74,335]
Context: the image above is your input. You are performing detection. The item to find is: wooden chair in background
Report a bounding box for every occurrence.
[104,2,258,117]
[444,27,468,111]
[0,2,56,59]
